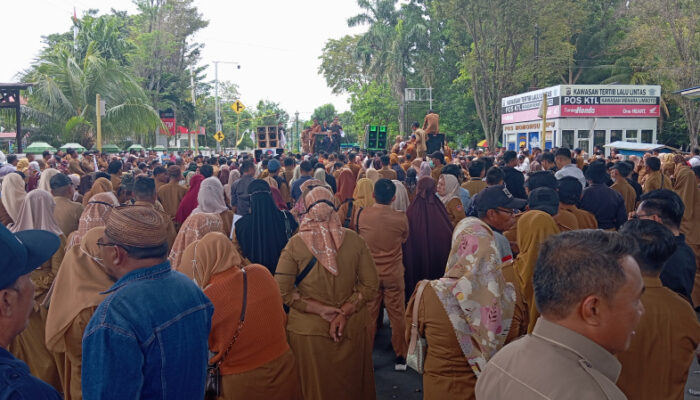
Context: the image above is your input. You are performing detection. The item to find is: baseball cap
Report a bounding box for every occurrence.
[0,224,60,290]
[268,159,281,173]
[477,185,527,213]
[528,187,560,216]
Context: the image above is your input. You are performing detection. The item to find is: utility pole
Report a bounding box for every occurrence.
[533,24,540,90]
[213,61,240,154]
[190,69,198,154]
[295,111,300,153]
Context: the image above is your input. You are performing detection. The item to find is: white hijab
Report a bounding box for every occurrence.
[9,189,63,235]
[1,173,27,222]
[191,177,229,215]
[38,168,61,193]
[391,180,410,212]
[437,174,461,205]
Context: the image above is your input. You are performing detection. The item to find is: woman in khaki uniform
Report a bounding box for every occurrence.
[437,174,465,227]
[8,189,67,392]
[275,187,379,400]
[405,218,515,399]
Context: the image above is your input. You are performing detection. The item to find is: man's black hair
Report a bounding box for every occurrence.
[638,189,684,229]
[374,178,396,205]
[527,170,557,191]
[469,160,485,178]
[619,219,676,275]
[284,157,295,167]
[541,152,555,164]
[645,157,661,171]
[95,171,111,181]
[199,164,214,178]
[380,155,390,166]
[485,167,504,185]
[441,164,463,182]
[299,160,313,173]
[153,166,167,176]
[133,176,156,199]
[6,154,17,164]
[107,160,122,174]
[503,151,517,164]
[411,122,419,128]
[555,148,572,160]
[557,176,582,205]
[240,160,255,174]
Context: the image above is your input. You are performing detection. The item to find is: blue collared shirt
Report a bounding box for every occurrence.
[0,347,61,400]
[82,261,213,399]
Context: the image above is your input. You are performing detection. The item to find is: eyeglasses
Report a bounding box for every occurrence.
[96,238,119,248]
[495,207,516,215]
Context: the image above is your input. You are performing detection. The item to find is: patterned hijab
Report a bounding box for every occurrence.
[67,192,120,249]
[1,172,26,222]
[431,217,515,376]
[168,212,225,270]
[298,186,345,275]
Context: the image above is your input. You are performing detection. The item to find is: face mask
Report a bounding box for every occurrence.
[429,161,435,168]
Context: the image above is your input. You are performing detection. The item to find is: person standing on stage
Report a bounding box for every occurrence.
[422,110,440,154]
[411,122,427,160]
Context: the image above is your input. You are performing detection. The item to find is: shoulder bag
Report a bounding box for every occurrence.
[406,280,429,374]
[204,268,248,400]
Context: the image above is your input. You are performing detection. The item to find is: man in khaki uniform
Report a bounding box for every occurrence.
[642,156,672,193]
[476,230,643,399]
[610,162,637,214]
[66,149,85,177]
[411,122,427,160]
[462,159,487,195]
[50,173,84,237]
[357,179,409,370]
[616,219,700,400]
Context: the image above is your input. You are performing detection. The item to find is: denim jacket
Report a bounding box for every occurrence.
[0,347,61,400]
[82,261,213,399]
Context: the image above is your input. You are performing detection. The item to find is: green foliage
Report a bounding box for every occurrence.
[349,82,400,144]
[310,104,337,124]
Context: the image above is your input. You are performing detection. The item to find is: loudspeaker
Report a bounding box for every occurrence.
[254,149,263,163]
[257,126,281,148]
[365,125,388,150]
[314,134,332,154]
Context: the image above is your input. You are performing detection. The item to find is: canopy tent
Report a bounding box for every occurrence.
[59,143,86,153]
[92,144,121,154]
[604,141,679,157]
[127,144,145,151]
[152,145,166,151]
[24,141,56,154]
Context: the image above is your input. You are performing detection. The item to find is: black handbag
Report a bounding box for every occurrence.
[204,268,248,400]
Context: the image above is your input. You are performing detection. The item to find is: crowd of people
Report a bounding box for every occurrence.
[0,140,699,399]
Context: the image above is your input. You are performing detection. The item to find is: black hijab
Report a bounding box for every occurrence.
[235,179,298,273]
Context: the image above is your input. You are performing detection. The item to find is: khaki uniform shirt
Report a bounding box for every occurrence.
[67,156,85,176]
[674,166,700,245]
[157,181,187,219]
[642,170,672,193]
[422,113,439,134]
[378,167,397,181]
[357,204,409,280]
[611,179,637,214]
[476,318,626,400]
[616,276,700,400]
[53,196,84,237]
[414,129,427,157]
[462,178,487,196]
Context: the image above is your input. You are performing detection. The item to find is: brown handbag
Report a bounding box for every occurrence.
[204,268,247,400]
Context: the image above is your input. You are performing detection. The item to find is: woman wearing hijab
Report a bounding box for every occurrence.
[313,168,335,193]
[192,177,234,237]
[366,168,380,185]
[404,168,418,203]
[8,189,67,392]
[235,180,298,274]
[1,172,26,223]
[45,227,113,400]
[335,170,361,230]
[390,154,405,182]
[26,161,42,191]
[218,164,230,186]
[275,186,379,400]
[437,174,466,227]
[334,169,356,205]
[418,161,432,180]
[513,210,560,332]
[38,168,61,193]
[82,177,113,205]
[403,177,453,300]
[353,178,375,208]
[406,218,516,399]
[391,180,410,212]
[169,212,225,270]
[66,192,120,249]
[175,173,204,225]
[181,232,302,400]
[224,169,241,206]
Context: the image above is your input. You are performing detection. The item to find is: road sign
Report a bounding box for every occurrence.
[214,131,225,142]
[231,100,245,114]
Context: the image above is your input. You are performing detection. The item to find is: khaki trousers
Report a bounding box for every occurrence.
[367,273,408,358]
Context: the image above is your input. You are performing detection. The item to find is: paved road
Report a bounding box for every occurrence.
[374,310,700,400]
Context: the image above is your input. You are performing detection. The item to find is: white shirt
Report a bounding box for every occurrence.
[555,163,586,189]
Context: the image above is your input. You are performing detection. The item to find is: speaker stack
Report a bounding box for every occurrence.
[257,126,278,148]
[365,125,388,150]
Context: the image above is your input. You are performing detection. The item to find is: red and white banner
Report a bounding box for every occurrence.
[501,106,561,124]
[560,104,660,118]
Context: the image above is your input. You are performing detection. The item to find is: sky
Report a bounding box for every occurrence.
[2,0,368,119]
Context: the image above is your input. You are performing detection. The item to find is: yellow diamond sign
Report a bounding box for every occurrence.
[231,100,245,114]
[214,131,225,142]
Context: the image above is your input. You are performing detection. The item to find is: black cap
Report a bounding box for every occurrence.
[430,151,445,164]
[609,161,631,177]
[477,185,527,212]
[49,173,73,190]
[0,224,60,290]
[528,187,559,216]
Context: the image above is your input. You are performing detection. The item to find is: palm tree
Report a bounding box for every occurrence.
[21,43,162,147]
[349,0,427,134]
